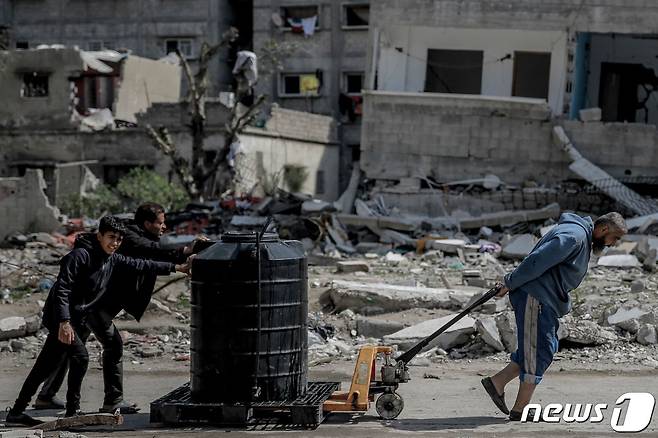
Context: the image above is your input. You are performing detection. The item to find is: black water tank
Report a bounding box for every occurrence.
[190,231,308,403]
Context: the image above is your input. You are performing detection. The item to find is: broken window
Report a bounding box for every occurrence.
[164,38,194,58]
[280,72,321,97]
[343,4,369,28]
[281,6,320,32]
[21,72,49,97]
[15,41,28,50]
[343,72,364,95]
[512,51,551,99]
[424,49,483,94]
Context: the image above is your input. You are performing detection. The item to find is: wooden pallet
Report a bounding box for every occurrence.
[150,381,340,428]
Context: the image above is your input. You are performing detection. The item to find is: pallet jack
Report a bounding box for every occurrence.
[323,285,502,420]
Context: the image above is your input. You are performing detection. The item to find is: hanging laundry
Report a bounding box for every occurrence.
[301,15,318,37]
[287,17,304,34]
[232,50,258,87]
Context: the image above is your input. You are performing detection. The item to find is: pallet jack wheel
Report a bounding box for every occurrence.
[375,392,404,420]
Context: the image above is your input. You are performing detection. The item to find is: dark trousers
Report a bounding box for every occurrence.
[14,324,89,412]
[36,311,124,405]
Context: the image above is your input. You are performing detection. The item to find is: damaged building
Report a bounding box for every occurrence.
[361,0,658,216]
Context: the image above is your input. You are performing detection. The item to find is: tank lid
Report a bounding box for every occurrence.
[220,231,280,243]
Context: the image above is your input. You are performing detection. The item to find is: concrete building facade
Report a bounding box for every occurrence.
[0,0,242,94]
[362,0,658,186]
[253,0,369,190]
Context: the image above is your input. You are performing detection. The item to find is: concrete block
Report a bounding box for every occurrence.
[0,317,27,341]
[636,324,658,345]
[336,261,370,274]
[476,317,505,352]
[579,107,602,122]
[0,430,43,438]
[328,280,481,314]
[356,317,405,339]
[384,314,476,351]
[597,254,641,268]
[495,311,517,352]
[607,307,649,333]
[501,234,537,260]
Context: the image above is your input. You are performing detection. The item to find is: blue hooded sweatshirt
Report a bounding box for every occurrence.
[504,213,593,317]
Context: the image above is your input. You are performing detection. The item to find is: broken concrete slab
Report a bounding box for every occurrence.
[604,241,637,256]
[607,307,649,333]
[384,314,476,351]
[335,214,416,232]
[495,311,517,352]
[327,280,481,314]
[384,252,409,266]
[336,261,370,273]
[626,213,658,230]
[356,317,405,339]
[0,316,27,341]
[636,324,658,345]
[553,125,658,216]
[476,317,505,352]
[464,291,507,314]
[562,319,617,345]
[500,234,537,260]
[301,200,335,214]
[457,203,560,230]
[597,254,641,268]
[425,239,479,254]
[0,431,43,438]
[0,170,61,241]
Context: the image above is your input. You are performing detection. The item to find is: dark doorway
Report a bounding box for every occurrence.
[598,62,658,123]
[512,52,551,99]
[424,49,483,94]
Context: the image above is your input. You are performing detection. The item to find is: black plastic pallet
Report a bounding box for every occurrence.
[150,381,340,427]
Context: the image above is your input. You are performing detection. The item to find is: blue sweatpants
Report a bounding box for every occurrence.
[509,290,559,385]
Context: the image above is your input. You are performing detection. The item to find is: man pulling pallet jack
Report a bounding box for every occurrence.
[326,212,627,421]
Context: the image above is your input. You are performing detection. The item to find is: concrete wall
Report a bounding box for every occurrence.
[0,169,61,240]
[114,56,182,123]
[376,26,568,114]
[3,0,234,94]
[369,1,658,34]
[0,48,84,129]
[253,0,368,190]
[360,90,658,185]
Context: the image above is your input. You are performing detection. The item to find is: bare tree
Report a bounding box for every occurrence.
[147,30,295,201]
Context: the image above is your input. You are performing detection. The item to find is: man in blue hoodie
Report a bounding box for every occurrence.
[481,212,627,421]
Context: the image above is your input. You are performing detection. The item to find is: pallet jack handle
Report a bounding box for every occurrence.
[395,284,503,365]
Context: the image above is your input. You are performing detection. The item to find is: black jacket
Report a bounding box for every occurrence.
[42,234,175,331]
[106,221,188,321]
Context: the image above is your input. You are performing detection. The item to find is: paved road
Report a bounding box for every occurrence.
[1,360,656,437]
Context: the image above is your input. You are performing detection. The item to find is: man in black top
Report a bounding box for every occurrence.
[34,203,204,414]
[5,216,191,426]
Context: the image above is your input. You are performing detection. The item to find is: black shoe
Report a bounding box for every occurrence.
[33,396,65,410]
[481,377,509,415]
[99,400,140,414]
[509,408,543,422]
[65,409,83,418]
[5,409,44,426]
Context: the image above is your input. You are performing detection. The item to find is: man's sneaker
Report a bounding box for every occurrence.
[5,409,44,426]
[64,409,83,418]
[99,400,140,414]
[33,396,65,410]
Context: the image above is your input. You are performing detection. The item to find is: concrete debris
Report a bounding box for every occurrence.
[636,324,658,345]
[495,311,517,352]
[597,254,641,268]
[561,317,617,345]
[384,252,409,266]
[553,125,658,216]
[578,107,602,122]
[301,200,335,214]
[0,431,43,438]
[607,307,650,333]
[0,170,61,241]
[326,280,481,314]
[0,316,27,341]
[336,260,370,273]
[356,316,405,338]
[604,241,637,256]
[475,317,505,352]
[500,234,537,260]
[384,314,476,351]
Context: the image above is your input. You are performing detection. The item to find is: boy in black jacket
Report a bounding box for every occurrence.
[5,216,190,425]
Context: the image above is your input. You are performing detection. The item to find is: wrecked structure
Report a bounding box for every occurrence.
[254,0,370,190]
[361,0,658,208]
